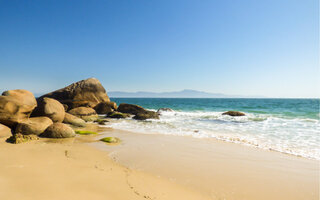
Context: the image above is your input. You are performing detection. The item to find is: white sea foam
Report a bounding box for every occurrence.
[105,110,320,160]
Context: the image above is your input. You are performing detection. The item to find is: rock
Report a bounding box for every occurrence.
[157,108,174,113]
[94,118,109,125]
[107,101,117,110]
[40,78,110,109]
[98,121,106,125]
[100,137,121,144]
[1,89,36,106]
[31,97,65,122]
[222,111,245,116]
[0,123,12,138]
[41,123,75,138]
[62,104,68,111]
[6,133,39,144]
[133,111,160,120]
[68,107,98,121]
[75,130,98,135]
[107,112,130,119]
[94,102,114,114]
[63,113,86,127]
[117,103,146,115]
[117,103,159,120]
[15,117,53,135]
[0,89,37,127]
[68,100,92,108]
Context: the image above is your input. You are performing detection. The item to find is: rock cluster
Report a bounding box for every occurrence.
[0,77,175,143]
[0,78,114,141]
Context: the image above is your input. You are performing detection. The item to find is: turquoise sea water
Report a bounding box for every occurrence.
[110,98,320,160]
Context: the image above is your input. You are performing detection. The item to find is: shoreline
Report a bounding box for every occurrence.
[92,126,319,200]
[103,117,320,161]
[106,104,320,161]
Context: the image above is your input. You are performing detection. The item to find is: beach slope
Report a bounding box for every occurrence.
[0,138,210,200]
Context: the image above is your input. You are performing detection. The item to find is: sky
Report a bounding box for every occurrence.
[0,0,319,98]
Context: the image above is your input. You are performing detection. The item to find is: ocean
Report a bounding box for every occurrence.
[109,98,320,160]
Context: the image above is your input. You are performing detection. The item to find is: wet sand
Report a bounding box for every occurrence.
[93,127,319,200]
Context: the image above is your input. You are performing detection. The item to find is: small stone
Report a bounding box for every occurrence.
[222,111,245,116]
[6,133,39,144]
[100,137,121,144]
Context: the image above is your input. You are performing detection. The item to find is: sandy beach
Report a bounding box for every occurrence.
[93,127,320,200]
[1,1,318,199]
[0,125,318,200]
[0,135,210,200]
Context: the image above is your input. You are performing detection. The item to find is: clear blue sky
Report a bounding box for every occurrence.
[0,0,318,98]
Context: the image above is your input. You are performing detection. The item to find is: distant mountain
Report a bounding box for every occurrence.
[108,89,263,98]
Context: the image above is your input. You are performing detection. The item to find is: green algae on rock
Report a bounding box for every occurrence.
[107,112,130,119]
[75,130,98,135]
[100,137,121,144]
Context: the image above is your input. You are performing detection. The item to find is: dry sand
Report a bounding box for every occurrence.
[0,137,210,200]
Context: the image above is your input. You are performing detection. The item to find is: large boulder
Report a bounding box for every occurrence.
[40,78,110,109]
[31,97,65,122]
[0,123,12,138]
[222,111,245,116]
[94,102,116,114]
[15,117,53,135]
[41,123,75,138]
[63,113,86,127]
[0,89,37,127]
[68,107,98,121]
[133,111,160,120]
